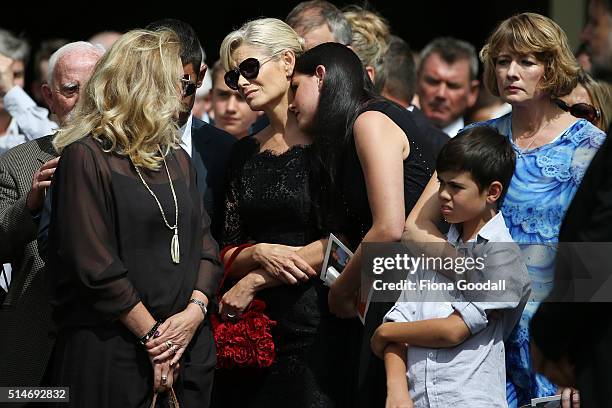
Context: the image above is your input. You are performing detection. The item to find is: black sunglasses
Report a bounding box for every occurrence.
[224,52,282,91]
[181,74,197,97]
[554,98,601,124]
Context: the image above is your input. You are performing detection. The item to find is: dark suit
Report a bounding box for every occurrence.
[408,107,449,158]
[190,117,236,241]
[0,135,57,391]
[531,126,612,408]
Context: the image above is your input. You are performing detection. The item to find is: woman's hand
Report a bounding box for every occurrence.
[146,305,204,366]
[151,358,180,393]
[219,276,257,320]
[253,243,317,284]
[328,280,358,318]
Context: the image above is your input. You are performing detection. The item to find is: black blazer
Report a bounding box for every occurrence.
[190,117,236,241]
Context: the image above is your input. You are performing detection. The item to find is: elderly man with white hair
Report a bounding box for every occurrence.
[0,41,104,391]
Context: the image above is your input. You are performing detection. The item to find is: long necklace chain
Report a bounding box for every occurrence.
[132,146,180,264]
[515,133,541,158]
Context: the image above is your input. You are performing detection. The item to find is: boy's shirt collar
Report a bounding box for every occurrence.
[447,212,509,245]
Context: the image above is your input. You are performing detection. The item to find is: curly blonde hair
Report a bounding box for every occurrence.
[480,13,580,98]
[219,18,305,72]
[343,7,390,93]
[53,29,184,170]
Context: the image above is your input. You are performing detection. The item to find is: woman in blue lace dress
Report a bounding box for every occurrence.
[403,13,606,407]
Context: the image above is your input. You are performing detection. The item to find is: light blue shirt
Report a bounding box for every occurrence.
[384,212,530,408]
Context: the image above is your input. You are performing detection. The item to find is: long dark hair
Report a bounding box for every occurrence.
[294,42,381,232]
[294,42,380,179]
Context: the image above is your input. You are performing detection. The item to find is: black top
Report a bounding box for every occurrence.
[222,136,320,248]
[191,117,236,241]
[341,100,436,248]
[217,136,361,407]
[408,106,449,158]
[47,137,222,328]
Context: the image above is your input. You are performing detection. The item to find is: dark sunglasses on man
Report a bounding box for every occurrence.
[224,51,283,91]
[554,98,601,124]
[181,74,197,97]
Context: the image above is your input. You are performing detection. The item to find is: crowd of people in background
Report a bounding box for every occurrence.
[1,0,611,407]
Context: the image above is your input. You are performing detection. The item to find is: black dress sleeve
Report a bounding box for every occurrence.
[220,139,256,248]
[51,141,140,321]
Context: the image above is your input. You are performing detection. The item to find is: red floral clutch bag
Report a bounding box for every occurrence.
[211,244,277,369]
[209,299,276,369]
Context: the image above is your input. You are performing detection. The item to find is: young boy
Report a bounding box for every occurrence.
[371,126,531,408]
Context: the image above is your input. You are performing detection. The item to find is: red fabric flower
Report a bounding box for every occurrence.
[211,299,277,369]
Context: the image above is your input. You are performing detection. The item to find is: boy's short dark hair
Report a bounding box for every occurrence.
[436,126,515,202]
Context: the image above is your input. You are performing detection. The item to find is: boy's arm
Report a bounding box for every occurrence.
[384,343,413,408]
[372,311,471,358]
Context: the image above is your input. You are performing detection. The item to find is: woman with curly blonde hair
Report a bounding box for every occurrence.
[47,28,222,407]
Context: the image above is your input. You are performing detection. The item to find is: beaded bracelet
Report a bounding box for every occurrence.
[139,320,162,346]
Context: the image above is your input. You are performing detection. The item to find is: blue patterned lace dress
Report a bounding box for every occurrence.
[464,113,606,407]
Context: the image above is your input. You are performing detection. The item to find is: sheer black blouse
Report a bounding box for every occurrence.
[47,137,222,327]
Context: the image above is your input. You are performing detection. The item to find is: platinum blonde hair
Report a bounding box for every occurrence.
[219,18,305,71]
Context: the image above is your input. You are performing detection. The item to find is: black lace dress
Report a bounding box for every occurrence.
[211,136,357,408]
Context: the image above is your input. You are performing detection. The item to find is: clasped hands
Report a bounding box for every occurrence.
[219,243,316,319]
[145,303,205,392]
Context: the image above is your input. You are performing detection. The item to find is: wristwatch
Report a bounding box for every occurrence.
[189,298,208,318]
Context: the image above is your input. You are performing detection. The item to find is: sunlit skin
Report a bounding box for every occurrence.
[41,52,100,125]
[494,48,546,106]
[417,53,478,129]
[560,83,592,107]
[288,70,322,132]
[230,44,291,116]
[437,170,501,242]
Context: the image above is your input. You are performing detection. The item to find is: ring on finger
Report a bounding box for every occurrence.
[165,340,173,351]
[170,344,178,355]
[161,374,168,384]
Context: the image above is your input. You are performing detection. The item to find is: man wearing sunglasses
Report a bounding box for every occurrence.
[146,19,235,243]
[532,1,612,407]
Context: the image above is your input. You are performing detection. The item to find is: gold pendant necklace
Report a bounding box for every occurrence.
[132,146,180,264]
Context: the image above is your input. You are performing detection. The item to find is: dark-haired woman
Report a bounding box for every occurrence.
[290,42,436,407]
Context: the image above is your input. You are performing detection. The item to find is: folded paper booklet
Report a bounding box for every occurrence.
[518,395,562,408]
[321,233,371,324]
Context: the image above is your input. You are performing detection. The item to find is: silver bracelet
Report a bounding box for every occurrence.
[189,298,208,318]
